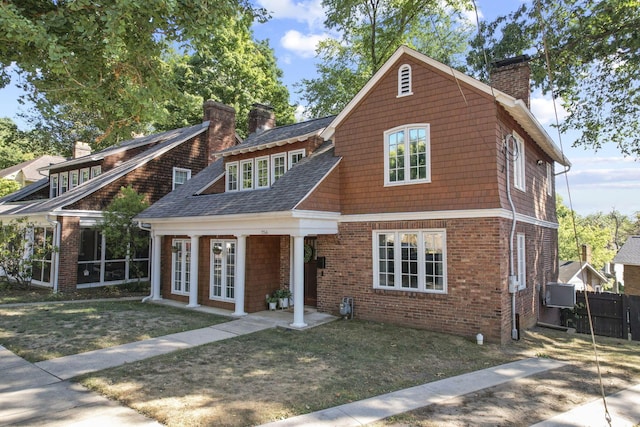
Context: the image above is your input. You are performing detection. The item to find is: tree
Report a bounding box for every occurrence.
[467,0,640,156]
[100,186,150,282]
[0,0,270,148]
[0,178,20,197]
[0,217,53,288]
[0,118,35,169]
[298,0,473,117]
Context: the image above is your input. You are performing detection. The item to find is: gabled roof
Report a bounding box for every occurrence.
[0,122,208,216]
[613,236,640,266]
[217,116,336,157]
[137,141,340,221]
[0,155,65,181]
[558,260,608,284]
[320,45,570,167]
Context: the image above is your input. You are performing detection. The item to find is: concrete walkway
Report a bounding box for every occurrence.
[2,299,640,426]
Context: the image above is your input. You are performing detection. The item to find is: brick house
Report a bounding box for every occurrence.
[138,46,570,343]
[0,101,237,292]
[613,236,640,296]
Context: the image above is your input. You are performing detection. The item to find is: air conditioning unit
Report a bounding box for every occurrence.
[544,282,576,308]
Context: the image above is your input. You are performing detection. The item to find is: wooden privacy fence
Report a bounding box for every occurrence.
[568,292,640,341]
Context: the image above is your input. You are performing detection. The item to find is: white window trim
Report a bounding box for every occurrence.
[171,239,191,296]
[172,167,192,190]
[288,149,305,170]
[226,161,239,192]
[397,64,413,97]
[69,170,79,189]
[546,162,553,196]
[50,174,59,198]
[512,132,526,191]
[90,165,101,178]
[240,159,253,191]
[383,124,431,187]
[209,239,237,302]
[372,229,447,294]
[79,168,90,185]
[517,233,526,290]
[59,172,69,194]
[271,153,286,184]
[255,156,270,189]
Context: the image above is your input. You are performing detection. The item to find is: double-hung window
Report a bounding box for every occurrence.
[70,170,79,190]
[373,229,446,293]
[171,239,191,295]
[172,167,191,190]
[60,172,69,194]
[50,174,59,198]
[255,156,270,189]
[240,159,253,190]
[226,162,238,191]
[90,165,102,178]
[288,150,305,169]
[210,240,236,301]
[80,168,90,185]
[512,132,525,191]
[271,153,286,183]
[384,124,430,186]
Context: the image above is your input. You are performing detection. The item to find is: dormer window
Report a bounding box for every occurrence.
[288,150,305,169]
[240,159,253,191]
[50,174,59,198]
[226,163,238,191]
[398,64,413,97]
[91,165,101,178]
[60,172,69,194]
[225,148,306,193]
[172,167,191,190]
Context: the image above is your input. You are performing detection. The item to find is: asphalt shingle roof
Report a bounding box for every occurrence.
[0,123,208,216]
[137,142,340,220]
[613,236,640,266]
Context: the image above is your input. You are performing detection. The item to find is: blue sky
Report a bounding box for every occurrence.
[0,0,638,216]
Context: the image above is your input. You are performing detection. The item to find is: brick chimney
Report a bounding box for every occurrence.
[490,55,531,108]
[581,244,592,264]
[73,141,91,158]
[203,99,236,164]
[248,103,275,134]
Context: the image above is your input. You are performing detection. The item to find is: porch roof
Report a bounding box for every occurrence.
[137,142,341,222]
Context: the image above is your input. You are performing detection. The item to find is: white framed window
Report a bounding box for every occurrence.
[398,64,413,97]
[226,162,238,192]
[384,124,430,186]
[373,229,447,293]
[255,156,270,189]
[240,159,253,190]
[288,150,305,169]
[171,239,191,295]
[517,233,526,290]
[210,239,236,301]
[50,174,59,198]
[172,167,191,190]
[90,165,102,178]
[60,172,69,194]
[512,132,525,191]
[271,153,286,183]
[546,162,553,196]
[69,170,79,190]
[80,168,90,184]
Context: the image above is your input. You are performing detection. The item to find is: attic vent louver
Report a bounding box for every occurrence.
[398,64,412,97]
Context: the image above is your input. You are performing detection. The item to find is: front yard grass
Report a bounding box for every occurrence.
[0,281,150,304]
[0,301,229,362]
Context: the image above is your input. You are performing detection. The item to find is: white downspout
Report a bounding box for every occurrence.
[46,215,60,293]
[504,135,519,340]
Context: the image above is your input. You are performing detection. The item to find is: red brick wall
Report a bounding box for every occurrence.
[624,265,640,296]
[57,216,80,292]
[245,235,281,312]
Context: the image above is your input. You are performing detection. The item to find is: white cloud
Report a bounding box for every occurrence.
[530,94,568,125]
[256,0,326,29]
[280,30,329,58]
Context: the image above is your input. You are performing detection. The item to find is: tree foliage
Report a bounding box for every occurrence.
[467,0,640,156]
[100,186,149,281]
[0,118,36,169]
[0,0,284,149]
[298,0,473,117]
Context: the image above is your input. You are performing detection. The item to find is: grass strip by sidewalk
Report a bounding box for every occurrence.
[0,300,229,362]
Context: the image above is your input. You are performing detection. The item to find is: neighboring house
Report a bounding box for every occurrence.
[0,155,66,187]
[558,260,609,292]
[613,236,640,296]
[137,46,570,344]
[0,101,238,291]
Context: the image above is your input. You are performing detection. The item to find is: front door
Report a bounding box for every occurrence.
[304,237,317,306]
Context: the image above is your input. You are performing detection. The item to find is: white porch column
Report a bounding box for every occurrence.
[291,235,307,328]
[151,232,162,301]
[187,235,200,308]
[233,235,247,316]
